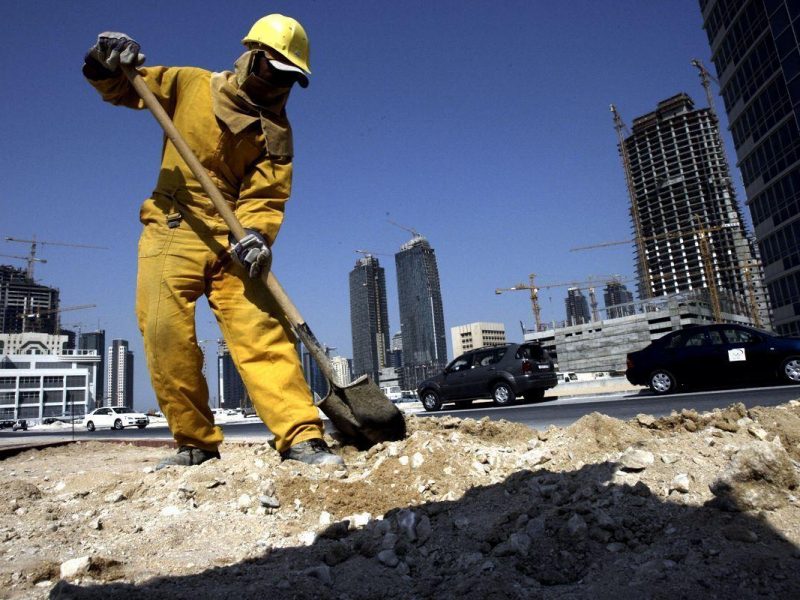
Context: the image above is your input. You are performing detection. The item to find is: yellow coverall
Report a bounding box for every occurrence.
[86,66,324,453]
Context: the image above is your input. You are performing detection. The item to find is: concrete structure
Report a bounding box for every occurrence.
[0,266,60,334]
[700,0,800,335]
[395,236,447,389]
[0,334,101,420]
[106,339,134,408]
[349,255,390,384]
[450,322,507,357]
[525,293,753,373]
[0,332,68,355]
[565,288,591,326]
[620,94,760,318]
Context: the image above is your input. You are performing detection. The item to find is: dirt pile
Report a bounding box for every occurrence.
[2,401,800,599]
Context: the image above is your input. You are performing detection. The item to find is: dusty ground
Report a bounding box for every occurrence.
[2,399,800,599]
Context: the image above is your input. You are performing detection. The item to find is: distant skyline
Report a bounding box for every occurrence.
[0,1,747,409]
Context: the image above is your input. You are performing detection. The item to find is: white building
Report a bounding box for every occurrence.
[0,333,101,421]
[450,322,507,357]
[330,355,351,386]
[107,339,134,409]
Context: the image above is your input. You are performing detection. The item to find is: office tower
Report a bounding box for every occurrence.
[617,94,756,315]
[395,236,447,389]
[700,0,800,334]
[106,339,134,408]
[0,265,59,334]
[349,255,390,383]
[604,281,636,318]
[565,288,591,326]
[301,342,329,401]
[451,322,507,357]
[218,342,246,410]
[386,331,403,368]
[80,330,106,404]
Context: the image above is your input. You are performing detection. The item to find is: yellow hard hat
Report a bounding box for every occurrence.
[242,14,311,75]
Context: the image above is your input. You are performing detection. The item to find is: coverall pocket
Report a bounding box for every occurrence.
[138,226,173,258]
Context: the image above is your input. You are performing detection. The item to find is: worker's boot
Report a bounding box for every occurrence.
[156,446,221,470]
[280,439,344,466]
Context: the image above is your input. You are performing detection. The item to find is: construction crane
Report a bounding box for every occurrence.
[20,303,96,333]
[5,236,108,279]
[0,253,47,272]
[386,220,422,240]
[496,274,630,330]
[611,104,651,299]
[571,220,739,323]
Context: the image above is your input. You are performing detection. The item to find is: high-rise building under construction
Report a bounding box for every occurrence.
[616,93,760,318]
[395,236,447,389]
[699,0,800,335]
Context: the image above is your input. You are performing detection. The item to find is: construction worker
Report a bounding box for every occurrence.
[82,15,344,468]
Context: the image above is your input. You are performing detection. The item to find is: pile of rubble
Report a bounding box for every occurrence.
[2,400,800,599]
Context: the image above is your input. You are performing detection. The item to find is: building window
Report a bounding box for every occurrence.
[19,391,39,405]
[0,377,15,390]
[66,375,86,387]
[19,377,39,389]
[43,376,63,388]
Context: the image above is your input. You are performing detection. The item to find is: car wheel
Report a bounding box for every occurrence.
[86,421,95,432]
[781,356,800,384]
[649,369,677,395]
[420,390,442,412]
[113,419,124,430]
[524,389,546,402]
[492,382,516,406]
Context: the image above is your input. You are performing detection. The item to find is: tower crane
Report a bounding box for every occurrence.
[495,274,542,331]
[386,220,422,239]
[0,253,47,272]
[20,303,97,333]
[571,220,739,323]
[5,236,108,279]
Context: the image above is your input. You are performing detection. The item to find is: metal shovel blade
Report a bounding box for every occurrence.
[317,375,407,448]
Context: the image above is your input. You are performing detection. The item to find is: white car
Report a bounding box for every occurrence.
[83,407,149,431]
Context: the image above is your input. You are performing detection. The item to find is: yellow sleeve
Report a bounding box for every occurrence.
[235,157,294,246]
[85,66,185,116]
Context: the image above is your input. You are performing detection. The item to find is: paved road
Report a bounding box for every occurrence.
[3,384,799,448]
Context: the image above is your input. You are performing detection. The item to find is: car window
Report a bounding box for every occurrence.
[473,349,501,367]
[707,330,725,345]
[662,333,684,349]
[449,355,472,372]
[721,327,760,344]
[517,345,545,360]
[96,408,109,415]
[682,332,707,347]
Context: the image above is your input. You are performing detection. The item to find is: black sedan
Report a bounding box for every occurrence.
[626,323,800,394]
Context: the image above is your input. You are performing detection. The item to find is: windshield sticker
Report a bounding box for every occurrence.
[728,348,746,362]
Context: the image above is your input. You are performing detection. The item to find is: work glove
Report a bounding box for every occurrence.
[88,31,146,73]
[230,229,272,279]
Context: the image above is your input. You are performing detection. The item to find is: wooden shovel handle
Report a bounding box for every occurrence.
[120,66,309,332]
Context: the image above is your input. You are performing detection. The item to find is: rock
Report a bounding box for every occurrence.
[238,494,253,510]
[620,448,655,471]
[710,438,799,511]
[377,549,400,567]
[89,518,103,530]
[319,511,332,527]
[636,414,656,427]
[302,564,333,585]
[104,491,126,503]
[397,509,418,541]
[661,454,679,464]
[60,556,91,579]
[160,506,184,517]
[565,514,588,539]
[670,473,691,494]
[747,425,769,441]
[723,524,758,543]
[298,531,317,546]
[521,448,552,467]
[258,495,280,509]
[399,456,410,466]
[416,514,432,544]
[411,452,425,468]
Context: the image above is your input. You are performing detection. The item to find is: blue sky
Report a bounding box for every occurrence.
[0,1,745,409]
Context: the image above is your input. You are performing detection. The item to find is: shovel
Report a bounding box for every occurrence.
[121,65,406,448]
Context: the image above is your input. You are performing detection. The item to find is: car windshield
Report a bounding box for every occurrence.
[517,345,545,360]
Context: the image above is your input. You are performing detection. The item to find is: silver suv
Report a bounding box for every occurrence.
[416,343,557,411]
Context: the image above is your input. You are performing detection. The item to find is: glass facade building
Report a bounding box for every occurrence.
[395,236,447,389]
[565,288,591,326]
[700,0,800,334]
[349,255,390,384]
[0,265,60,334]
[603,282,636,319]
